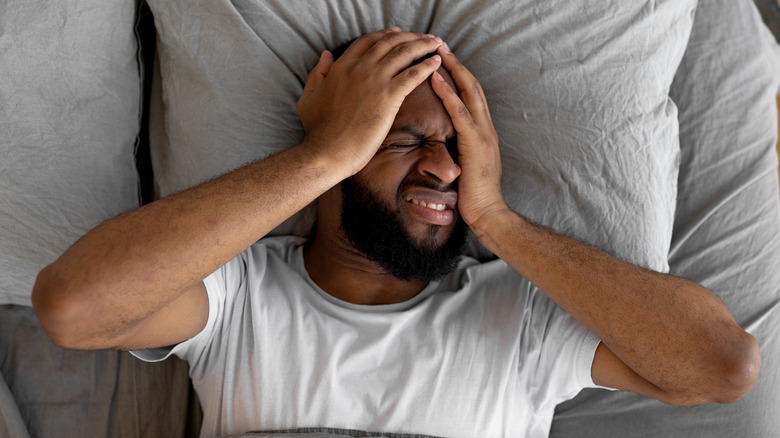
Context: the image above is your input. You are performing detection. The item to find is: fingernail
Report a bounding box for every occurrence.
[433,71,445,81]
[434,36,443,44]
[389,25,401,31]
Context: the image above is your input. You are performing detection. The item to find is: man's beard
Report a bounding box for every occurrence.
[339,175,468,282]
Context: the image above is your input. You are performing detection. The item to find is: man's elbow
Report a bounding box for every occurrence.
[32,265,96,350]
[670,330,761,407]
[712,331,761,404]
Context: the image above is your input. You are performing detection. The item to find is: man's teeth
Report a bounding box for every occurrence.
[411,199,446,211]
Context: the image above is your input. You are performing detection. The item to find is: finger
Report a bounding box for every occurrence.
[430,70,478,133]
[363,31,437,63]
[390,54,442,97]
[377,37,444,75]
[435,45,493,124]
[339,27,401,59]
[302,50,334,95]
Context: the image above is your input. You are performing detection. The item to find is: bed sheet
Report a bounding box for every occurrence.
[0,368,28,438]
[0,305,195,437]
[550,0,780,436]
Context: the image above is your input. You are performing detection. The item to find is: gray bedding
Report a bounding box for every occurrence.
[0,1,195,436]
[0,305,195,437]
[0,0,142,307]
[147,0,695,273]
[0,0,778,436]
[551,0,780,436]
[0,369,27,438]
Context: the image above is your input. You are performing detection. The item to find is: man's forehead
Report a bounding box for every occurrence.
[390,86,456,139]
[409,66,456,101]
[388,126,427,139]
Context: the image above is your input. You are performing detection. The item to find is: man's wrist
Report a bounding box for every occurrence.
[296,137,363,182]
[300,133,377,179]
[470,205,523,254]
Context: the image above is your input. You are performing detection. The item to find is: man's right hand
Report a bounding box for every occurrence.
[31,28,445,352]
[296,28,443,176]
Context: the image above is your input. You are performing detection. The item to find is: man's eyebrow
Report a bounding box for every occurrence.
[391,127,427,140]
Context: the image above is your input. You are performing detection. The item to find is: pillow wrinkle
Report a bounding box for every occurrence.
[1,0,140,306]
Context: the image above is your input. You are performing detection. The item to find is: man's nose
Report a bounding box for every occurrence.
[416,142,461,185]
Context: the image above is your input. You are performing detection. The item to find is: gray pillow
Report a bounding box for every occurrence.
[551,1,780,436]
[148,0,696,273]
[0,0,141,306]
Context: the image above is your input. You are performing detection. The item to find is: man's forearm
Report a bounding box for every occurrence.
[430,44,758,403]
[34,29,449,349]
[472,208,759,403]
[33,141,349,344]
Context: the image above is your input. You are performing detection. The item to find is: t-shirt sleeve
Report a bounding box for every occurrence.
[519,286,613,412]
[131,253,246,363]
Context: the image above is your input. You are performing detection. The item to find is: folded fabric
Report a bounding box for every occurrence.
[0,368,29,438]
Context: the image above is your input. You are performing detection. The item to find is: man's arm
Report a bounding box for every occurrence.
[32,29,445,351]
[473,211,759,405]
[430,45,760,406]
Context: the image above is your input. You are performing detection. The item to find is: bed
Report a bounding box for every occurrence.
[1,0,778,436]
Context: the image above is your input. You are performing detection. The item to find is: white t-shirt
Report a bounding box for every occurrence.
[134,236,603,438]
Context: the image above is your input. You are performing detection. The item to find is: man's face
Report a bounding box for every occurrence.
[339,68,467,281]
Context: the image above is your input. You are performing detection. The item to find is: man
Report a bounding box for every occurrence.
[32,28,759,437]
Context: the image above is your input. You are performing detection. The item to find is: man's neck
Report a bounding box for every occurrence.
[303,234,428,305]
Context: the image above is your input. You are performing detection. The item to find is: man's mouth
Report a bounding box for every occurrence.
[409,198,448,211]
[403,190,458,226]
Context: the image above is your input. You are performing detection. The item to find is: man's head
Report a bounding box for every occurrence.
[324,37,467,282]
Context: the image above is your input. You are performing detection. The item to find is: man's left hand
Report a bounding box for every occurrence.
[430,45,508,229]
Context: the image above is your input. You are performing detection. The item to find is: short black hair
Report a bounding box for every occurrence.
[331,36,437,65]
[331,38,357,60]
